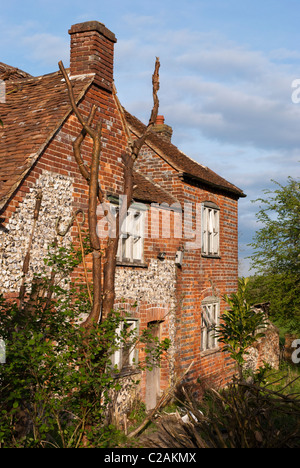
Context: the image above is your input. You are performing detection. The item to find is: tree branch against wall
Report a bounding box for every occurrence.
[58,58,160,328]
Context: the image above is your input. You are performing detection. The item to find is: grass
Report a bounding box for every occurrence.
[134,361,300,449]
[266,362,300,394]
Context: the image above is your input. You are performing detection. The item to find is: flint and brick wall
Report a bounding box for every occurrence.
[0,75,181,402]
[0,20,249,407]
[0,81,127,296]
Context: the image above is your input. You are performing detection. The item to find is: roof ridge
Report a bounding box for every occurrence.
[0,62,33,82]
[124,108,245,198]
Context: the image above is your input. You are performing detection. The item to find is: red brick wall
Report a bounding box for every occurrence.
[136,144,239,386]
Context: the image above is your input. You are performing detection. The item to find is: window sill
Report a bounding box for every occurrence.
[200,347,220,357]
[112,367,141,379]
[116,260,148,268]
[201,254,221,259]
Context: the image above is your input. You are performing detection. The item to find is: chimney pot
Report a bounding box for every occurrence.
[152,115,173,142]
[156,115,165,125]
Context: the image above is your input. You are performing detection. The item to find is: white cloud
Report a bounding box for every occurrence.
[22,33,69,67]
[115,22,300,155]
[269,48,300,61]
[0,19,69,72]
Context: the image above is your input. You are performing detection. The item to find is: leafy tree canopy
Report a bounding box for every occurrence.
[247,176,300,333]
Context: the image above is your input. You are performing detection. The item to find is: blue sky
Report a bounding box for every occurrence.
[1,0,300,275]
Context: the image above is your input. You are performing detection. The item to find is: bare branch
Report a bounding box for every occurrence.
[58,61,96,139]
[132,57,160,159]
[88,122,102,252]
[60,57,160,326]
[112,83,133,146]
[101,57,160,320]
[73,106,97,183]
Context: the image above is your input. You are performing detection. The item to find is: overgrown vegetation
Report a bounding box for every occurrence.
[0,244,169,448]
[139,277,300,449]
[141,370,300,449]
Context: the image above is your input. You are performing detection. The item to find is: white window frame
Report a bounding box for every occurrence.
[201,299,220,352]
[117,204,146,264]
[202,202,220,256]
[111,319,139,371]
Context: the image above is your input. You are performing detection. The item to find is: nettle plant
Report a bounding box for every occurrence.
[0,242,169,448]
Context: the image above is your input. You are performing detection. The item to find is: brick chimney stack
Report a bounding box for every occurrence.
[152,115,173,142]
[68,21,117,92]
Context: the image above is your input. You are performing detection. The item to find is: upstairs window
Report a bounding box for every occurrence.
[117,207,145,264]
[202,202,220,257]
[108,199,146,265]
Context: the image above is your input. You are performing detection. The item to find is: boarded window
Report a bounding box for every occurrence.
[111,319,138,371]
[201,299,219,351]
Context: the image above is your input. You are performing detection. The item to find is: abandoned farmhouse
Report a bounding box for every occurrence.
[0,20,271,410]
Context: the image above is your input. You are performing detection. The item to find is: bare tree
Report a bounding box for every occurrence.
[58,58,160,328]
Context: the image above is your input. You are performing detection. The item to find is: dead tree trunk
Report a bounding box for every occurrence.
[102,58,160,319]
[59,58,160,328]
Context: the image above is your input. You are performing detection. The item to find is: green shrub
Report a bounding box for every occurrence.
[0,244,169,448]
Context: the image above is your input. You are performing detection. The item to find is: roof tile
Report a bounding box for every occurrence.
[0,70,93,209]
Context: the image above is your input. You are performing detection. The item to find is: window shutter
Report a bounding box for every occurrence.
[208,209,214,254]
[201,300,220,351]
[213,210,219,255]
[117,208,145,263]
[202,203,220,256]
[202,206,208,254]
[132,211,144,261]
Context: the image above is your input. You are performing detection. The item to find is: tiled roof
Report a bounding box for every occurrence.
[0,64,178,210]
[125,110,245,198]
[0,62,33,81]
[133,170,178,206]
[0,69,94,209]
[0,61,244,212]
